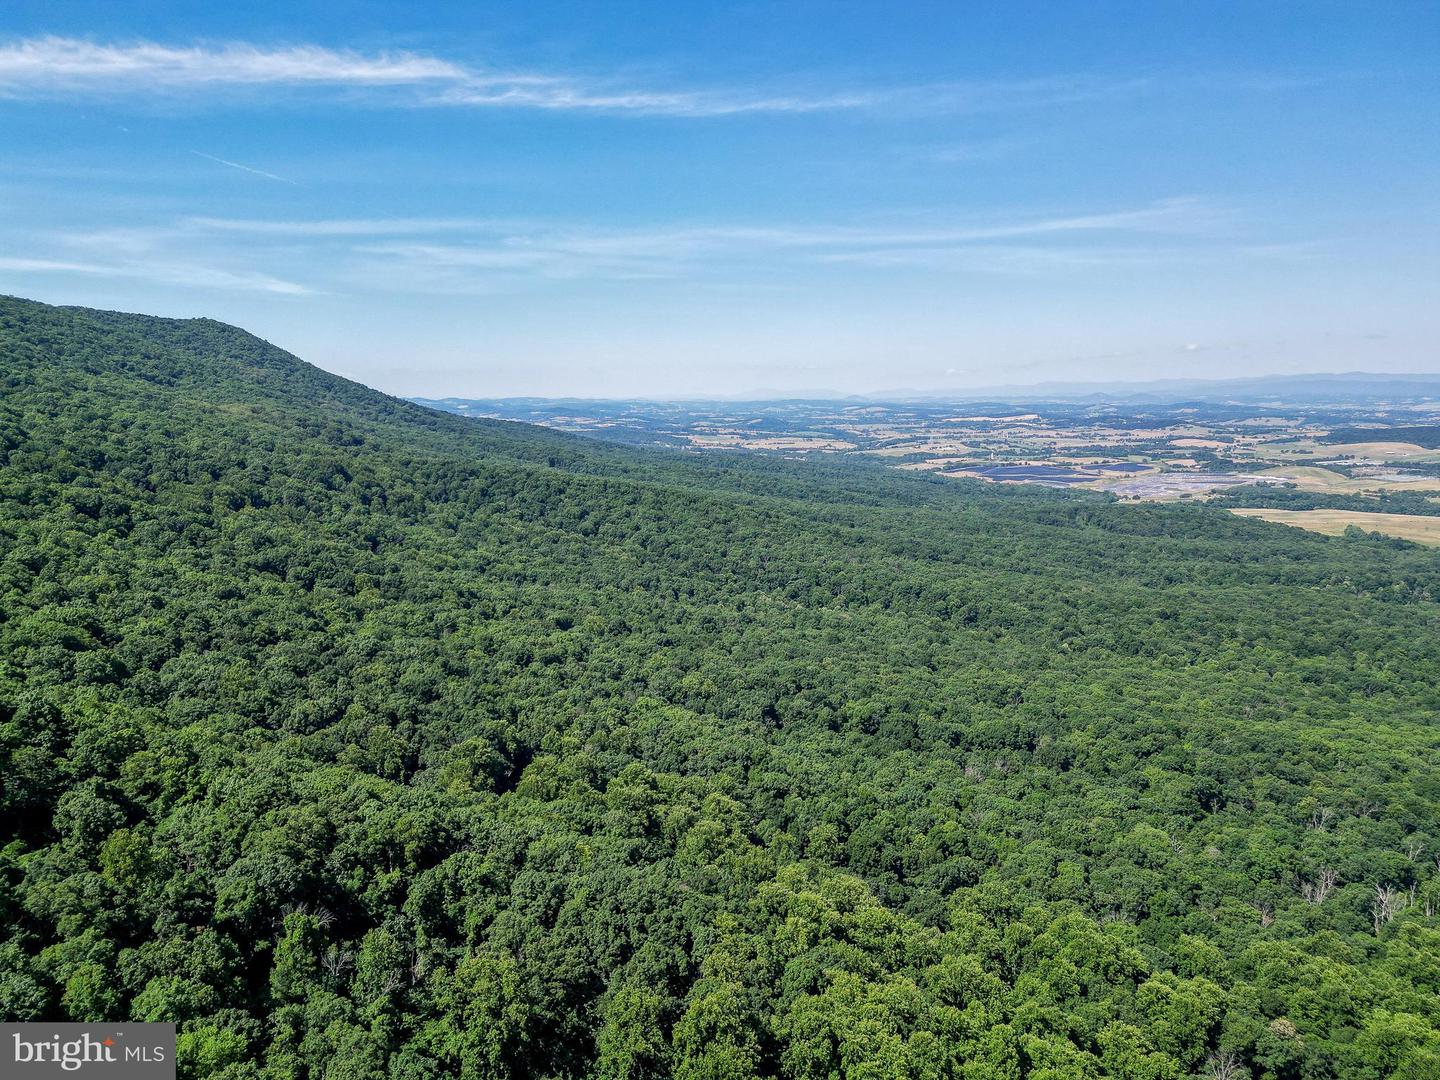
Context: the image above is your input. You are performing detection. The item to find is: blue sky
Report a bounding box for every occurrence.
[1,2,1436,397]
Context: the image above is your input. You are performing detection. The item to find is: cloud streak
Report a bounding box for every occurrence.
[0,37,461,90]
[260,197,1265,289]
[0,254,314,295]
[183,216,504,236]
[191,151,295,184]
[1,198,1283,300]
[0,36,1233,118]
[190,197,1225,280]
[429,82,889,117]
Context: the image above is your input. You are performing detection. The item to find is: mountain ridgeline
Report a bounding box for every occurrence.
[2,295,1439,1079]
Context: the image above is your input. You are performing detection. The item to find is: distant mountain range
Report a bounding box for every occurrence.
[873,371,1440,405]
[418,372,1440,409]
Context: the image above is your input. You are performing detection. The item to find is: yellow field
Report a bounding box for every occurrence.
[1264,465,1440,495]
[1229,508,1440,545]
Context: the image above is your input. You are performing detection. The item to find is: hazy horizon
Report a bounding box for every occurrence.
[409,368,1440,405]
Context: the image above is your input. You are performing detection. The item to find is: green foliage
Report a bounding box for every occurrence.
[1212,484,1440,519]
[2,295,1440,1078]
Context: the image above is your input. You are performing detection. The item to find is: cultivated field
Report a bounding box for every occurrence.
[1254,440,1440,464]
[417,395,1440,505]
[1263,465,1440,495]
[1229,508,1440,545]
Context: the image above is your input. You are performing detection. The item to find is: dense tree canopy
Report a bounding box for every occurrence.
[2,295,1438,1079]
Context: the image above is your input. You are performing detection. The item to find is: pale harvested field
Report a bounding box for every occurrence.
[867,445,931,458]
[1254,440,1440,463]
[687,434,856,451]
[1322,441,1440,461]
[943,413,1038,422]
[1229,508,1440,545]
[867,440,978,456]
[1265,465,1440,495]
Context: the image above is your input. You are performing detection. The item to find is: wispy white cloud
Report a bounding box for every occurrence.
[1,197,1282,299]
[0,35,1078,115]
[0,254,314,294]
[183,216,504,236]
[191,151,295,184]
[0,36,873,114]
[189,197,1218,250]
[0,37,462,91]
[0,36,1289,118]
[0,256,120,274]
[429,82,887,117]
[310,197,1245,286]
[813,240,1315,273]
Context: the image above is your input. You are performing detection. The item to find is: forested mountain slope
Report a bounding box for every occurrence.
[2,294,1439,1080]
